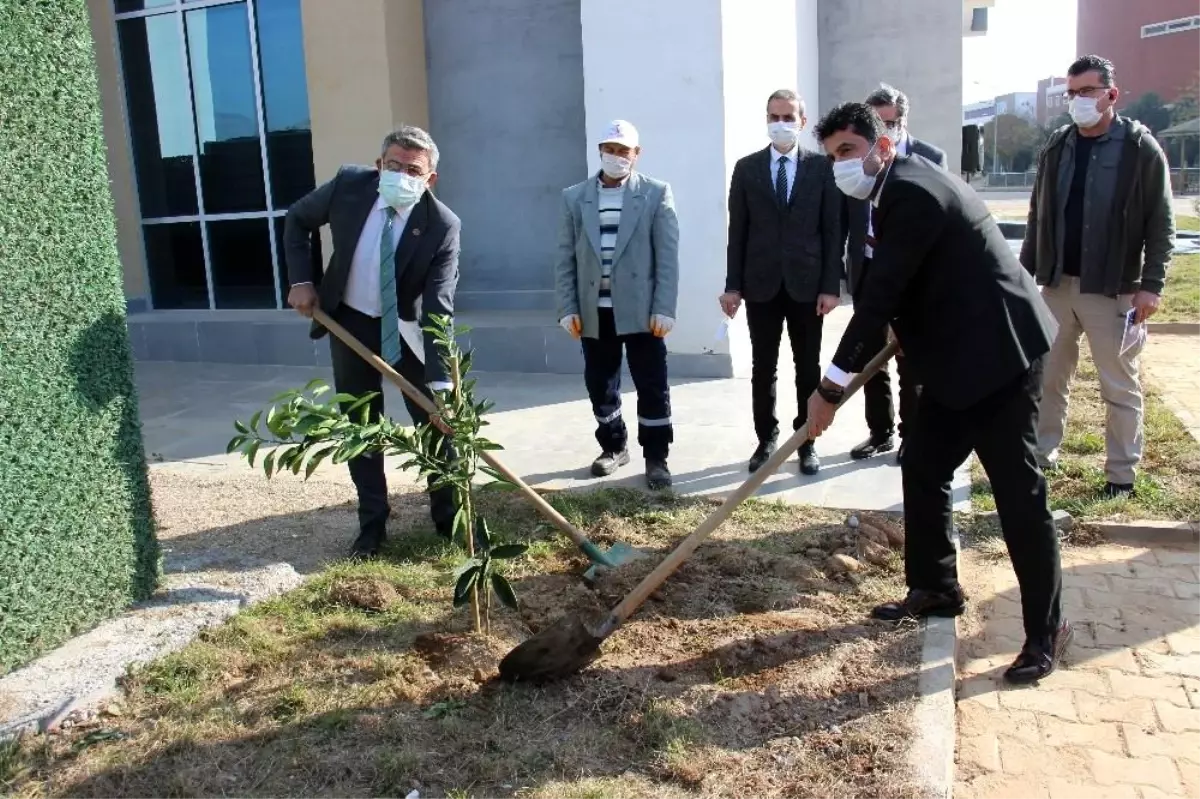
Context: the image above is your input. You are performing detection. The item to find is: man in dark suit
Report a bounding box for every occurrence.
[808,103,1070,684]
[845,84,948,464]
[720,89,843,476]
[284,125,460,559]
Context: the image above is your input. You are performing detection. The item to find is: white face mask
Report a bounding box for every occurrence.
[1069,96,1104,128]
[832,144,880,200]
[768,121,800,149]
[601,153,632,179]
[378,169,427,209]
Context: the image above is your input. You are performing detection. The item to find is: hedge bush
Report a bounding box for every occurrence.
[0,0,159,672]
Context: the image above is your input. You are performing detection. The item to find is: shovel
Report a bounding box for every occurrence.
[498,340,900,683]
[311,308,638,571]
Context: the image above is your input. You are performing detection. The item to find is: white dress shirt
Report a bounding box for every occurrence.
[769,143,799,200]
[863,133,909,259]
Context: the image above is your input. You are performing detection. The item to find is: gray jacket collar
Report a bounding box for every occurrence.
[582,171,647,262]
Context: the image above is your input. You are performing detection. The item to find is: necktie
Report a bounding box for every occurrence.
[776,156,789,206]
[379,207,400,365]
[865,204,877,250]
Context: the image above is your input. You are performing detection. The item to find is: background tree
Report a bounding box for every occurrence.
[983,113,1044,172]
[1121,92,1172,134]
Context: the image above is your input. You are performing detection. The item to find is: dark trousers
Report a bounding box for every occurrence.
[902,357,1062,641]
[745,287,823,444]
[856,257,919,439]
[328,305,458,538]
[581,308,672,460]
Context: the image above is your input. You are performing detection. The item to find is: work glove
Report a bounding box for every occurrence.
[650,314,675,338]
[560,314,582,339]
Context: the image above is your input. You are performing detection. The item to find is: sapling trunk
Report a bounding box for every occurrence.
[452,354,482,634]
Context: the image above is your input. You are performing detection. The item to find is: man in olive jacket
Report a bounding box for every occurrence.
[1021,54,1175,498]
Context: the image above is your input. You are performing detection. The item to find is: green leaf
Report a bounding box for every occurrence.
[479,465,513,485]
[491,573,519,610]
[249,409,263,433]
[234,420,250,435]
[452,506,468,541]
[474,517,491,551]
[490,543,528,560]
[304,378,326,393]
[264,449,277,479]
[453,566,480,607]
[305,445,336,479]
[226,435,244,455]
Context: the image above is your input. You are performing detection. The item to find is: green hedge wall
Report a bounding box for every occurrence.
[0,0,159,672]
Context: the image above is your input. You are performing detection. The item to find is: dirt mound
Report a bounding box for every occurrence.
[326,576,399,612]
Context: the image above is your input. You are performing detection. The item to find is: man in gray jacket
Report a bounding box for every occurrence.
[555,120,680,490]
[1021,55,1175,497]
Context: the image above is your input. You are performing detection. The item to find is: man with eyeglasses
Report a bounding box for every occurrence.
[284,125,461,559]
[1022,55,1175,498]
[845,83,947,466]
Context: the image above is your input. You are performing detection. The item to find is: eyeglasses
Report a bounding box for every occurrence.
[383,161,428,177]
[882,120,902,130]
[1065,85,1110,100]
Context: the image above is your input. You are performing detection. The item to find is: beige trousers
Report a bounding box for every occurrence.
[1036,277,1144,484]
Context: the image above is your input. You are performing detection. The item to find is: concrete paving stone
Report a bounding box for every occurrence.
[1038,715,1125,754]
[1090,751,1183,794]
[1040,668,1110,695]
[960,655,1014,679]
[959,675,1002,710]
[1107,574,1177,597]
[1074,693,1158,727]
[1174,580,1200,600]
[1090,624,1173,654]
[997,735,1090,777]
[1155,699,1200,733]
[1178,758,1200,799]
[1065,571,1118,592]
[999,686,1080,720]
[957,703,1042,744]
[1107,671,1191,706]
[1067,645,1142,674]
[1154,548,1200,568]
[1092,591,1200,625]
[1121,723,1200,761]
[1167,630,1200,656]
[1185,677,1200,709]
[1141,652,1200,681]
[958,732,1002,774]
[958,773,1051,799]
[1047,780,1140,799]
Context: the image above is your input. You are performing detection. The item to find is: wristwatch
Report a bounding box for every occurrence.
[817,383,845,405]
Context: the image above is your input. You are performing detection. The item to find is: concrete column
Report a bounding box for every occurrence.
[818,0,963,170]
[580,0,798,377]
[86,2,149,311]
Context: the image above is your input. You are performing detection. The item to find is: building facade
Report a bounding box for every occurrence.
[91,0,976,378]
[1077,0,1199,104]
[1037,76,1068,127]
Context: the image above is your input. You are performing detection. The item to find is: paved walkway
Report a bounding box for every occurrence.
[955,542,1200,799]
[134,305,969,513]
[1142,334,1200,444]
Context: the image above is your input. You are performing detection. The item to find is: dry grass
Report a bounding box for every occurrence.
[971,343,1200,523]
[1177,215,1199,233]
[3,482,923,799]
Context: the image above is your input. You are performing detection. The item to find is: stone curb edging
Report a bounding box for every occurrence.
[1147,321,1199,335]
[906,533,960,799]
[1088,519,1200,547]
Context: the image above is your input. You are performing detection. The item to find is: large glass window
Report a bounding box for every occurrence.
[114,0,316,310]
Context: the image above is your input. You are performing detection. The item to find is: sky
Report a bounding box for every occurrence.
[963,0,1078,104]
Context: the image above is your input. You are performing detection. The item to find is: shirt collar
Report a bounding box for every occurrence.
[870,157,895,208]
[771,144,798,165]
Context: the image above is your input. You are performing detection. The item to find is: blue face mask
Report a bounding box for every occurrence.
[379,169,427,209]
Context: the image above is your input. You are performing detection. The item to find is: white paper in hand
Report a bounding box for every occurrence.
[715,316,732,341]
[1120,309,1146,357]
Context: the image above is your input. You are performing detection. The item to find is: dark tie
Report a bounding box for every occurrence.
[776,156,788,206]
[865,204,877,250]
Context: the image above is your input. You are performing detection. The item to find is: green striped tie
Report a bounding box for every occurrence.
[379,206,400,364]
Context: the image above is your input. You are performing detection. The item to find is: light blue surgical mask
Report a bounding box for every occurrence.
[379,169,427,209]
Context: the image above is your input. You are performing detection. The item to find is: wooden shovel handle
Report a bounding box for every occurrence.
[311,309,595,550]
[596,340,901,637]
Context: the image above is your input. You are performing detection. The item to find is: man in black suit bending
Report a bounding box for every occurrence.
[846,84,947,464]
[808,103,1070,684]
[285,125,460,560]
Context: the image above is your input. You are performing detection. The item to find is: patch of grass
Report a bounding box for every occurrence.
[7,488,917,799]
[1160,253,1199,323]
[971,344,1200,522]
[1176,215,1199,232]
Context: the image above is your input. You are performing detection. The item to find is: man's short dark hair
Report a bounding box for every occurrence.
[1067,55,1115,86]
[865,83,909,118]
[814,102,885,145]
[767,88,806,118]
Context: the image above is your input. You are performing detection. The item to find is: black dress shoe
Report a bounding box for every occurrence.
[850,433,895,460]
[349,531,385,561]
[1103,481,1135,499]
[748,440,777,473]
[872,586,967,621]
[646,459,672,490]
[1004,620,1073,684]
[798,442,820,476]
[591,449,630,477]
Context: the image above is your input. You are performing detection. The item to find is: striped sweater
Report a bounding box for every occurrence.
[597,181,624,308]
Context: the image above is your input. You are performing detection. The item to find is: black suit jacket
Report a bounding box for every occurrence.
[832,155,1056,411]
[844,137,948,295]
[284,166,461,384]
[726,146,842,303]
